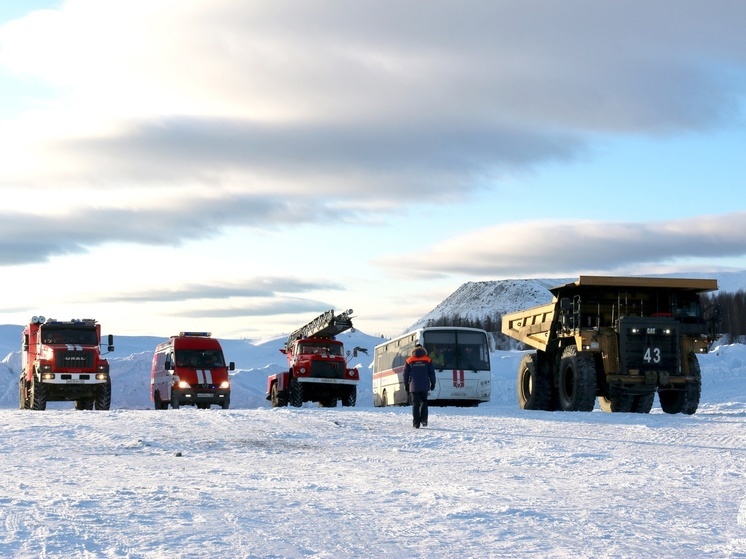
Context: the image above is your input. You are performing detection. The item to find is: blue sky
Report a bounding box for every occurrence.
[1,1,746,339]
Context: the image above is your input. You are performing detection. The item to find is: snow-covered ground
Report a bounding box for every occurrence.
[1,329,745,558]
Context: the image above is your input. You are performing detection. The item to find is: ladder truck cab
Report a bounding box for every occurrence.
[151,332,235,410]
[19,316,114,411]
[267,309,360,408]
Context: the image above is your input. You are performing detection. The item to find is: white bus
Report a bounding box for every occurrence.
[373,326,492,407]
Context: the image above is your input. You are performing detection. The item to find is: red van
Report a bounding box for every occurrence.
[151,332,234,409]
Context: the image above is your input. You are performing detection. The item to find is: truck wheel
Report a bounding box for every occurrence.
[75,399,94,410]
[658,389,684,414]
[632,392,655,414]
[290,379,304,407]
[557,346,596,412]
[517,353,553,410]
[94,380,112,410]
[30,376,47,411]
[270,382,288,408]
[342,386,357,407]
[18,376,29,410]
[598,394,633,413]
[681,353,702,415]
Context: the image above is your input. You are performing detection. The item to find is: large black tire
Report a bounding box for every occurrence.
[270,382,288,408]
[660,353,702,415]
[94,380,111,410]
[30,376,47,411]
[681,353,702,415]
[154,390,168,410]
[75,399,94,410]
[290,379,304,408]
[342,386,357,407]
[516,353,553,410]
[557,346,596,412]
[632,392,655,414]
[19,375,29,410]
[599,392,654,413]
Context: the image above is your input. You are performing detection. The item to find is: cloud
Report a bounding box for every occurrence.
[0,197,352,265]
[375,212,746,279]
[98,278,340,303]
[167,298,333,319]
[1,0,746,261]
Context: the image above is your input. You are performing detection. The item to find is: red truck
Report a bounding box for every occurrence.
[267,309,361,408]
[19,316,114,411]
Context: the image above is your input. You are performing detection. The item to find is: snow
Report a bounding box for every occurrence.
[1,322,746,558]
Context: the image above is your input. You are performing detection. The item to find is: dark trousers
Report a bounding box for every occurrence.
[411,391,429,426]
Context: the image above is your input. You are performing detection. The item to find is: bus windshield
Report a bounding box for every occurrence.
[423,329,490,371]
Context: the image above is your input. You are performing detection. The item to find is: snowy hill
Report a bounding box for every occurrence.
[411,270,746,330]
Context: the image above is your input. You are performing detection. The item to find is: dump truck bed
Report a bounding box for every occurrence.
[501,276,719,352]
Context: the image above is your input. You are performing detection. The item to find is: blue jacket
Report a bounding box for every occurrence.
[403,348,436,393]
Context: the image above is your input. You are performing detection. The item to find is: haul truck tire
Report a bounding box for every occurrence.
[517,353,553,410]
[658,355,700,415]
[557,346,596,412]
[681,353,702,415]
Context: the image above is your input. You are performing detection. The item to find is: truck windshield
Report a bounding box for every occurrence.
[298,343,342,356]
[41,328,98,345]
[175,350,225,368]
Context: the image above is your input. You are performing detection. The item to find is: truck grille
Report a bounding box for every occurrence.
[619,318,680,373]
[55,350,95,370]
[310,360,344,379]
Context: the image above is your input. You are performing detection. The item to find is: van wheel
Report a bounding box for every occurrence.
[221,401,230,409]
[172,398,181,410]
[154,390,167,410]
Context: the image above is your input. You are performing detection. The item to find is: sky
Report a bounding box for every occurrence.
[2,1,746,340]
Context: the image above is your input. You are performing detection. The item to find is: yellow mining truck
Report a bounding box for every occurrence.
[501,276,719,414]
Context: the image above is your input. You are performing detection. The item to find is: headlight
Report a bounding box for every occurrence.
[41,372,55,380]
[96,373,109,381]
[219,381,230,389]
[178,381,191,389]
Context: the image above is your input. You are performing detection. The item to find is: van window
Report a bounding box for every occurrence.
[175,350,225,368]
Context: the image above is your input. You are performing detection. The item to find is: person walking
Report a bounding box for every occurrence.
[403,345,436,428]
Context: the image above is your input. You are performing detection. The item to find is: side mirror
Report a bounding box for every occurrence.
[107,334,115,352]
[229,362,235,371]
